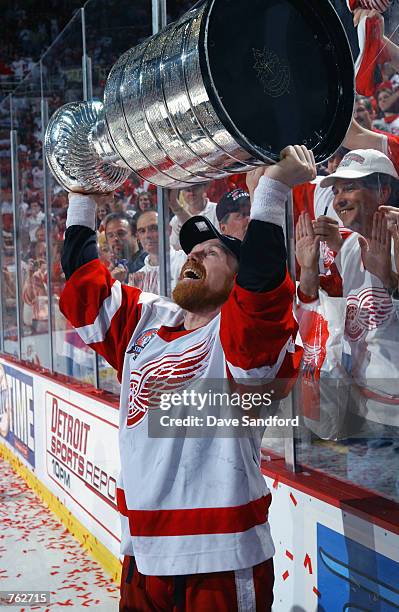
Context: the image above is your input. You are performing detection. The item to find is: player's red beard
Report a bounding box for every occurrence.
[172,260,234,312]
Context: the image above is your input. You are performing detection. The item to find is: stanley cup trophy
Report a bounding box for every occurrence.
[45,0,355,193]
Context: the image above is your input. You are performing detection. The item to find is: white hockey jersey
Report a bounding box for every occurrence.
[298,233,399,428]
[335,233,399,424]
[60,259,301,575]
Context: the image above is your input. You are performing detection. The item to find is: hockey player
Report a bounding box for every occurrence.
[59,145,315,611]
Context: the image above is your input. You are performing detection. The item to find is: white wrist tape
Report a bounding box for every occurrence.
[250,176,290,227]
[66,193,97,230]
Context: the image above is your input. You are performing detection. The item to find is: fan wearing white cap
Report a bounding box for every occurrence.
[296,147,399,429]
[297,148,399,297]
[320,148,398,241]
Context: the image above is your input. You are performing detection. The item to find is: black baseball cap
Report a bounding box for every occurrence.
[216,189,250,223]
[180,216,242,261]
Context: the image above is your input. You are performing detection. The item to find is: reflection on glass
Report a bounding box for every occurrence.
[42,11,84,109]
[0,97,17,357]
[13,70,51,369]
[292,0,399,504]
[41,13,95,385]
[0,0,397,506]
[84,0,153,100]
[84,0,153,391]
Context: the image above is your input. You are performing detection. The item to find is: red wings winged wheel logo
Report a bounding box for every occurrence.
[345,287,394,342]
[127,337,212,428]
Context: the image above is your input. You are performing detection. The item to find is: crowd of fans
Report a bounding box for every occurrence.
[0,0,195,374]
[0,0,83,97]
[354,59,399,136]
[0,0,399,494]
[0,0,197,102]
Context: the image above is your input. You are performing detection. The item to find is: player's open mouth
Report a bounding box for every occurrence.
[182,268,203,280]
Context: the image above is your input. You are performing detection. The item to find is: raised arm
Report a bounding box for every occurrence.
[343,118,387,152]
[61,193,111,280]
[168,190,191,251]
[353,8,399,72]
[60,193,143,378]
[220,146,316,382]
[237,146,316,292]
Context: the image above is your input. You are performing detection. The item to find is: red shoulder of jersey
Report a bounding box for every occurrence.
[220,272,302,384]
[60,259,143,379]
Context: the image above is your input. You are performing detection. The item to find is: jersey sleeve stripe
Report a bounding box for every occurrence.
[116,489,272,537]
[75,280,122,344]
[226,336,293,381]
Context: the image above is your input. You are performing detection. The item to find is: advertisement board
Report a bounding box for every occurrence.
[1,355,398,603]
[0,362,35,467]
[45,390,120,546]
[317,523,399,610]
[263,473,399,611]
[0,356,121,558]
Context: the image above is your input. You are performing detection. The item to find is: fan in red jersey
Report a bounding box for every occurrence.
[343,7,399,174]
[373,82,399,135]
[59,145,316,611]
[348,5,398,97]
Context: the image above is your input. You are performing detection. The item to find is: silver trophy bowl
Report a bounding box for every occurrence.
[45,0,355,192]
[44,101,131,193]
